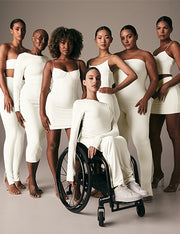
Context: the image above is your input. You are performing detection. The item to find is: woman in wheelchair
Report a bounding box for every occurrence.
[66,67,148,202]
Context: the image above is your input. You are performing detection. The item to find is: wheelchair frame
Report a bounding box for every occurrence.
[56,142,145,227]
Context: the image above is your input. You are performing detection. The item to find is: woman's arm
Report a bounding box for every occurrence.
[158,41,180,101]
[13,53,26,127]
[135,52,159,114]
[67,100,84,182]
[99,54,137,94]
[78,60,87,98]
[39,61,52,132]
[0,44,14,113]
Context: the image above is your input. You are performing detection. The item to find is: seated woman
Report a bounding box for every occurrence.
[66,67,148,202]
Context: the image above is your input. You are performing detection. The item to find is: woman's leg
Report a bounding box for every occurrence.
[127,107,153,196]
[164,113,180,191]
[149,114,166,187]
[46,129,61,195]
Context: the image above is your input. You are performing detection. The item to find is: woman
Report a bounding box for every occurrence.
[87,26,137,122]
[40,27,86,196]
[14,29,49,198]
[150,16,180,192]
[114,25,158,202]
[67,67,148,202]
[0,18,28,195]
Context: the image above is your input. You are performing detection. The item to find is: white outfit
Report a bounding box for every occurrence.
[0,59,25,185]
[90,60,120,122]
[114,59,153,195]
[151,48,180,114]
[67,99,135,188]
[46,66,81,129]
[14,52,49,163]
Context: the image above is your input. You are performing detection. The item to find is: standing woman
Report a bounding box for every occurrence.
[150,16,180,192]
[0,19,28,195]
[40,27,86,196]
[114,25,158,201]
[14,29,49,198]
[87,26,137,122]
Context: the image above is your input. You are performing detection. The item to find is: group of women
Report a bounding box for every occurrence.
[0,16,179,202]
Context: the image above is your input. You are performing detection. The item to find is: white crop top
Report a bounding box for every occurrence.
[154,51,175,75]
[6,59,16,69]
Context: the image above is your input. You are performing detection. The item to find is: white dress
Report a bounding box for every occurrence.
[46,67,81,129]
[90,60,120,122]
[14,52,49,163]
[67,99,135,188]
[114,59,153,196]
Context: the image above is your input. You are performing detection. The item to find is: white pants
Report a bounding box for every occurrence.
[20,98,45,163]
[99,136,135,188]
[118,102,153,195]
[0,77,25,185]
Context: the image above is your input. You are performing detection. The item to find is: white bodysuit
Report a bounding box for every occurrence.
[151,48,180,114]
[67,99,135,188]
[114,59,153,196]
[14,52,49,163]
[0,59,25,185]
[90,60,120,122]
[46,67,81,129]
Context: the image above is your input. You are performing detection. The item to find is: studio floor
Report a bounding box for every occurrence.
[0,158,179,234]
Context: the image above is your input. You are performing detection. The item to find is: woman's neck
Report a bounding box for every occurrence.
[30,48,42,56]
[86,93,98,101]
[98,49,111,58]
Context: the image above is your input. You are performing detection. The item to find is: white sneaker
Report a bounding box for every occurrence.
[114,184,142,202]
[127,181,149,197]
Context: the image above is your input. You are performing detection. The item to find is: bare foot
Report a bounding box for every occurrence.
[26,177,42,195]
[5,179,21,195]
[91,189,103,198]
[15,181,26,190]
[26,177,41,198]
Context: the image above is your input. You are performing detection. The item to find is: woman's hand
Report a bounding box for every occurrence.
[88,146,97,158]
[40,113,50,132]
[4,94,14,113]
[157,83,169,101]
[135,97,148,115]
[99,87,115,94]
[15,111,25,128]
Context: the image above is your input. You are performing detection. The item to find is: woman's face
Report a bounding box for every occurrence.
[10,22,26,41]
[83,69,101,93]
[95,29,112,50]
[32,30,48,52]
[59,38,73,57]
[156,21,172,41]
[120,29,137,50]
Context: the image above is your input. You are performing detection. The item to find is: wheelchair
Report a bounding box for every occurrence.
[56,142,145,226]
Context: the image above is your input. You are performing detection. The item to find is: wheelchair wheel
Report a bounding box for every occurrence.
[56,145,92,213]
[136,200,145,217]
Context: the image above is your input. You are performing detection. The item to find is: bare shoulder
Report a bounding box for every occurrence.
[87,57,98,67]
[141,50,154,60]
[78,59,86,67]
[170,41,180,51]
[0,42,11,53]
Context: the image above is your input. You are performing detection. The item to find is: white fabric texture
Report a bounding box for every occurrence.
[0,76,25,185]
[90,59,120,122]
[114,59,153,196]
[14,52,49,162]
[67,99,134,187]
[151,51,180,114]
[46,68,81,129]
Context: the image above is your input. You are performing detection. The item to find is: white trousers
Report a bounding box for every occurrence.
[20,98,45,163]
[118,102,153,195]
[0,77,25,185]
[99,136,135,188]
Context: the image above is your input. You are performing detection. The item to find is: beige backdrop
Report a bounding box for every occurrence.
[0,0,179,184]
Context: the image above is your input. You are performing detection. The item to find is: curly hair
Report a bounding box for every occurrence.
[48,27,83,59]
